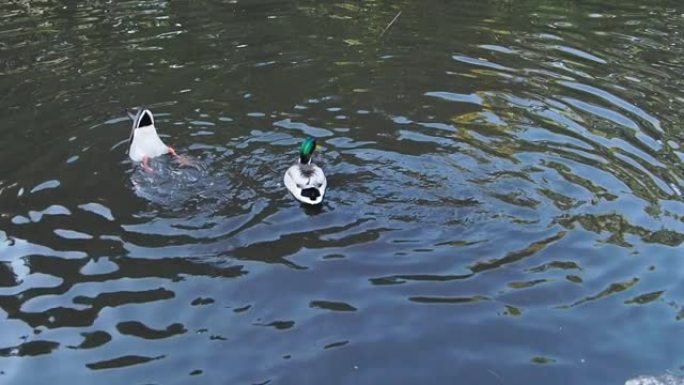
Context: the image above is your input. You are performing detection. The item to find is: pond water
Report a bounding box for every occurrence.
[1,0,683,384]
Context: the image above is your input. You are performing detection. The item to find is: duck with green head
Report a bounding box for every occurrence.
[284,137,327,205]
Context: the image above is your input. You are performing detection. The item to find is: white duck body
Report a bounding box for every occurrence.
[127,108,170,162]
[129,124,169,162]
[284,162,327,205]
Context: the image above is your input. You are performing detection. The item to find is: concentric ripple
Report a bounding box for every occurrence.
[0,0,683,384]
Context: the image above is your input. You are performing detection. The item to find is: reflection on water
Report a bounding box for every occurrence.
[1,0,683,384]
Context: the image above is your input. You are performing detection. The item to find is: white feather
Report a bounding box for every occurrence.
[284,163,327,205]
[128,124,169,162]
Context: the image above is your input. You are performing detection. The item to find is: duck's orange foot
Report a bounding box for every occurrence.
[142,156,153,173]
[175,155,201,170]
[168,147,201,170]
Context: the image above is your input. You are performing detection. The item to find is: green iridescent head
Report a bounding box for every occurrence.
[299,137,317,164]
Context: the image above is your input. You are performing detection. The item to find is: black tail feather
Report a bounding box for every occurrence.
[301,188,320,200]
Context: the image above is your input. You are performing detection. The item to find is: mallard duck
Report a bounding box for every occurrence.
[284,137,327,205]
[126,108,180,171]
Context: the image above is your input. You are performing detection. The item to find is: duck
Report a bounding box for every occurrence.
[126,108,180,171]
[283,137,327,205]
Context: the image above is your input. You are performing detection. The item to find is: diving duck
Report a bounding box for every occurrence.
[126,108,180,171]
[284,137,327,205]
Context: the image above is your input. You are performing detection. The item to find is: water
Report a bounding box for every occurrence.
[1,0,683,383]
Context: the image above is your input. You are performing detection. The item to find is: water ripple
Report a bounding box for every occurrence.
[1,1,684,384]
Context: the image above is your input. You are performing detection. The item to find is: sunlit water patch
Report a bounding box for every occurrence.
[0,0,683,384]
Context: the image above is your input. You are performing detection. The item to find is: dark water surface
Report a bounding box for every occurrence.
[1,0,684,384]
